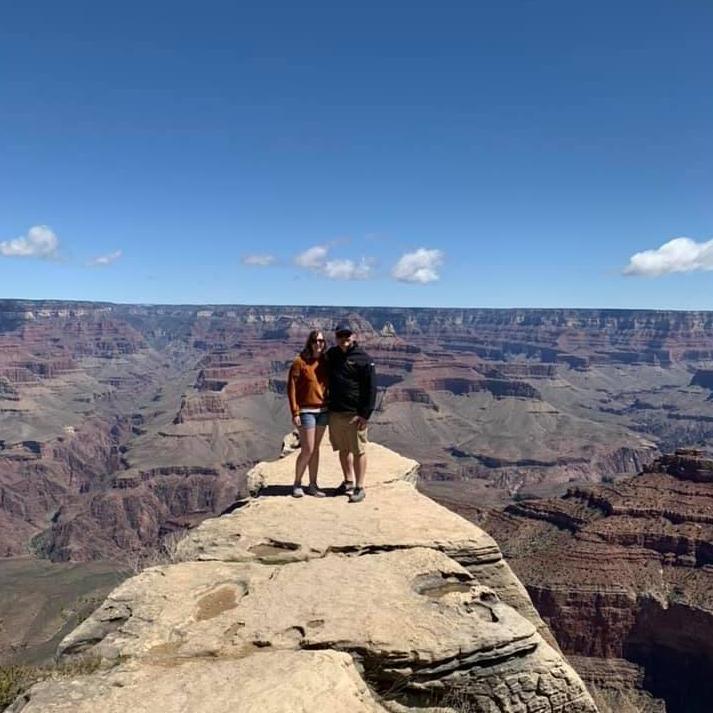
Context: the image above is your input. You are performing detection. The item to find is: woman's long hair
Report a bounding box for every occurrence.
[300,330,323,360]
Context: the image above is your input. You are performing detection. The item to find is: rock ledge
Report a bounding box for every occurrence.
[11,441,598,713]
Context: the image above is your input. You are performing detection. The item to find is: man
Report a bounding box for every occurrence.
[326,322,376,503]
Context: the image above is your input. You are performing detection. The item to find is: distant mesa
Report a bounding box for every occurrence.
[174,394,230,423]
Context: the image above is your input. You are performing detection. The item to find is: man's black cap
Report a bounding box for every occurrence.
[334,322,353,336]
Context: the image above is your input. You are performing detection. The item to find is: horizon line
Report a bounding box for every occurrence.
[1,296,712,315]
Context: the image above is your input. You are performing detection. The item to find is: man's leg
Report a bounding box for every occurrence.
[331,413,354,494]
[339,449,355,484]
[348,423,368,503]
[353,452,367,489]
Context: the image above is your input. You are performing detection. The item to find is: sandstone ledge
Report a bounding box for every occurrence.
[9,651,403,713]
[13,442,597,713]
[246,440,420,494]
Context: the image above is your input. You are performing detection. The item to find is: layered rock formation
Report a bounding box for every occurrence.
[1,299,712,625]
[10,443,598,713]
[484,450,713,713]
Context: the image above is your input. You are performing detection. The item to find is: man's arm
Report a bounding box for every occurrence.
[357,357,376,420]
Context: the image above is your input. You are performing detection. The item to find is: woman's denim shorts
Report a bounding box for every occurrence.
[299,411,329,429]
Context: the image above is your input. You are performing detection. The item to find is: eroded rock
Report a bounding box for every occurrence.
[59,552,534,670]
[8,651,401,713]
[23,443,597,713]
[176,478,549,643]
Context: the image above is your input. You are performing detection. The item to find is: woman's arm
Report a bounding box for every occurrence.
[287,359,301,419]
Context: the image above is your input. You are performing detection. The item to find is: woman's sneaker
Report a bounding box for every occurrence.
[307,484,326,498]
[335,480,355,496]
[292,486,305,498]
[348,488,366,503]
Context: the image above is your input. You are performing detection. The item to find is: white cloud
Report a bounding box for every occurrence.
[0,225,59,259]
[392,248,444,283]
[88,250,123,267]
[624,237,713,277]
[295,244,373,280]
[322,258,372,280]
[295,245,329,269]
[242,254,277,267]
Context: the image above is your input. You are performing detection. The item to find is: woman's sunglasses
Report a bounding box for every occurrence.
[312,338,326,344]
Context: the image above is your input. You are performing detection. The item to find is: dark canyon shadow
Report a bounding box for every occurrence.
[624,598,713,713]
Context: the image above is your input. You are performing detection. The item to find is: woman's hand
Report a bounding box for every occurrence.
[292,414,302,428]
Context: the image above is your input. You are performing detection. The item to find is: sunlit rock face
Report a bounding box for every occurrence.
[10,443,597,713]
[484,449,713,713]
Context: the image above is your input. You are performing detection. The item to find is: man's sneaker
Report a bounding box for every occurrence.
[334,480,355,495]
[348,488,366,503]
[292,486,305,498]
[306,484,326,498]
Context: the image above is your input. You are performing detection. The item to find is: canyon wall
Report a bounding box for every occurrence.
[2,300,712,569]
[484,450,713,713]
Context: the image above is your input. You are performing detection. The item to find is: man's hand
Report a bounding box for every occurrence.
[351,415,368,430]
[292,414,301,428]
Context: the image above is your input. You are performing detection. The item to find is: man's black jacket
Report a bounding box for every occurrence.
[326,343,376,419]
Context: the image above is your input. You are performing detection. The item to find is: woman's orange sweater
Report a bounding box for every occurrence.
[287,354,328,416]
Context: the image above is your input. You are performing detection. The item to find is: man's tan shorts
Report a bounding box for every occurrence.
[328,411,368,455]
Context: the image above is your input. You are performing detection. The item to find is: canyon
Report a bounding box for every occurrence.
[1,299,713,705]
[484,449,713,713]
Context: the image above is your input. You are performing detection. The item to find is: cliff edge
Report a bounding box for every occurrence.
[9,441,598,713]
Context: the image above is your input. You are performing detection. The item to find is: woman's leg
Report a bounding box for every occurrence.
[308,426,326,485]
[294,425,316,486]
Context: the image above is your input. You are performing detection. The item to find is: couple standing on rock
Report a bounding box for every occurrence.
[287,322,376,503]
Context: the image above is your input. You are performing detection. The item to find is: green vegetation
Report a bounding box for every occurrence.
[0,664,39,710]
[0,658,101,711]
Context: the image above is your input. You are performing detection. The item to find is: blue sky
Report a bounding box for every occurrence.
[1,0,711,308]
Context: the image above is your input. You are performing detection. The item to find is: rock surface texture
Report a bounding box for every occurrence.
[11,443,598,713]
[484,449,713,713]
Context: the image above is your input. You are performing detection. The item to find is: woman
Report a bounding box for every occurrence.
[287,329,329,497]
